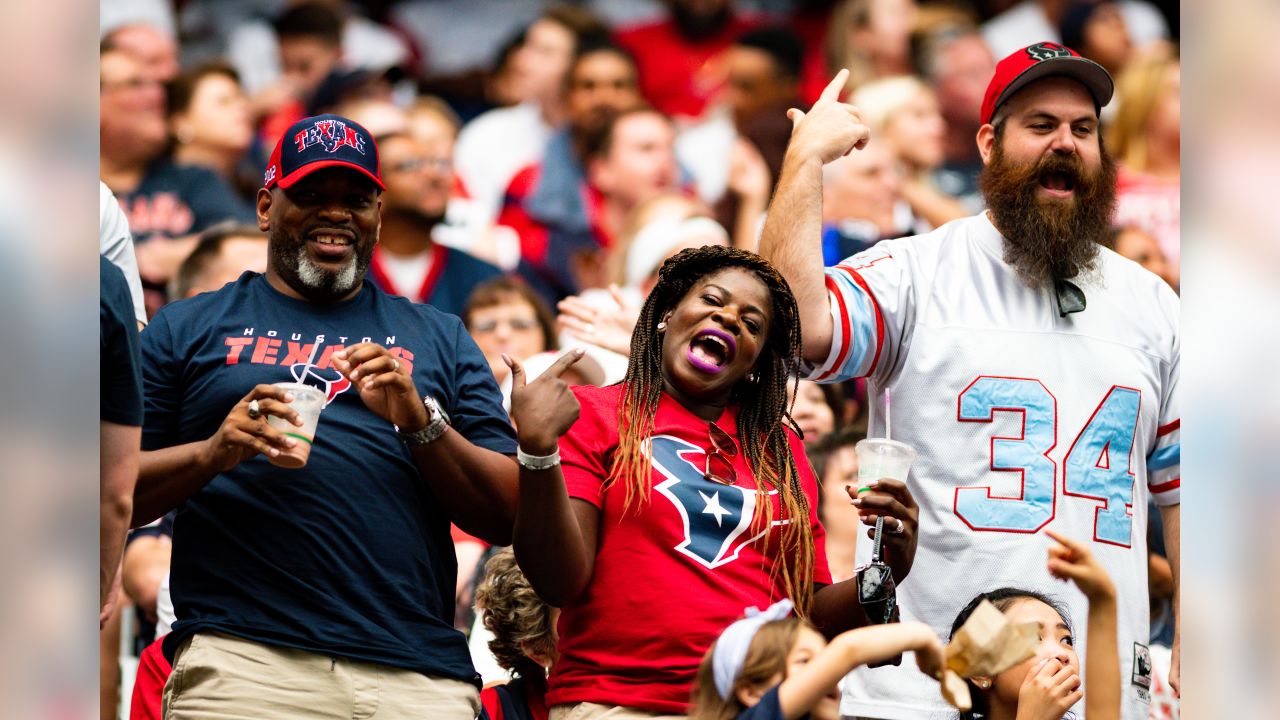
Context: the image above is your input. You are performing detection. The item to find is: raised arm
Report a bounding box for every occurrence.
[758,69,870,363]
[1046,530,1120,720]
[506,351,599,607]
[777,621,944,720]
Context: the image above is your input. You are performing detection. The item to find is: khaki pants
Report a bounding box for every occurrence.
[549,702,686,720]
[162,632,480,720]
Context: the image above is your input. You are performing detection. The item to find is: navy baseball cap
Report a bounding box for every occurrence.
[264,113,385,190]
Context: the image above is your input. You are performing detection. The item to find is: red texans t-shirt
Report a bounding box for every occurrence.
[548,384,831,714]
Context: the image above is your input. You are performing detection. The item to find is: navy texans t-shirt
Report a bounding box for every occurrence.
[142,272,515,684]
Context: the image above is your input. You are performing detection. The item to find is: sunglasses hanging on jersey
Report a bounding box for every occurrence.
[1056,279,1086,316]
[704,422,738,485]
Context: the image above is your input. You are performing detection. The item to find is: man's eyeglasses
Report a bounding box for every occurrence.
[100,76,162,94]
[704,422,738,485]
[471,317,539,334]
[389,156,452,174]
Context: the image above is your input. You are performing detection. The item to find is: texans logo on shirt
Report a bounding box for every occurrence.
[650,435,785,569]
[293,119,368,155]
[290,363,351,407]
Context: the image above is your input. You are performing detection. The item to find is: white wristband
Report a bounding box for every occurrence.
[517,446,560,471]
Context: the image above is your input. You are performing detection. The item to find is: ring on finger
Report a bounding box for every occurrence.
[892,517,905,534]
[392,359,400,373]
[247,399,262,420]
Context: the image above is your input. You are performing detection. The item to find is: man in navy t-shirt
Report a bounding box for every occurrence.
[133,114,520,719]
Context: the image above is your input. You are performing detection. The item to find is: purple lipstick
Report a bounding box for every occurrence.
[686,327,736,374]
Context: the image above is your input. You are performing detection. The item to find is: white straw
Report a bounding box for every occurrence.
[301,335,322,381]
[884,388,892,441]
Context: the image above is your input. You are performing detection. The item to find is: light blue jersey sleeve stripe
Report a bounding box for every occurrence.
[1147,443,1180,471]
[831,269,876,380]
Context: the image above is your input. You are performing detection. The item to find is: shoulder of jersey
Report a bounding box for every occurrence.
[850,213,981,266]
[1095,245,1180,322]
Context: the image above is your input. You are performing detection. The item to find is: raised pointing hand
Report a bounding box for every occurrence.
[505,349,585,455]
[785,69,872,164]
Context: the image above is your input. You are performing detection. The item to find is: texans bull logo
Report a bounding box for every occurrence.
[290,362,351,407]
[1026,42,1073,62]
[293,119,368,155]
[650,435,787,569]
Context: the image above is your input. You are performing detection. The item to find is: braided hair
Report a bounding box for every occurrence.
[606,245,816,612]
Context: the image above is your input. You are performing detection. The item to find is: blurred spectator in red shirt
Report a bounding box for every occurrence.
[368,128,504,315]
[256,2,346,148]
[914,22,994,211]
[582,107,682,285]
[495,39,642,301]
[456,6,608,229]
[614,0,761,121]
[676,27,797,239]
[1107,49,1180,284]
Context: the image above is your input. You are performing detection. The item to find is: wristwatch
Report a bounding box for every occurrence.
[397,395,450,446]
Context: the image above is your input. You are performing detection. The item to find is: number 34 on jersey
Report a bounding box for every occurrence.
[953,376,1180,546]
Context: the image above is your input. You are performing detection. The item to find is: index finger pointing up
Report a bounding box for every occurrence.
[819,68,850,103]
[544,347,586,380]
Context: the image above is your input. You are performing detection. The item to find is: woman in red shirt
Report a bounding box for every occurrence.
[507,245,920,719]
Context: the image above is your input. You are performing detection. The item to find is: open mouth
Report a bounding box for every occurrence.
[685,327,736,375]
[1038,169,1077,197]
[308,229,355,262]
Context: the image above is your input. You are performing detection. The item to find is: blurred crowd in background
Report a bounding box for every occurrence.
[98,0,1179,718]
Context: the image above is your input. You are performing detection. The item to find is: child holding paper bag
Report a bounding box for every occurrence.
[949,530,1120,720]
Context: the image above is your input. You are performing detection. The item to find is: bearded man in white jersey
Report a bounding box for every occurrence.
[760,43,1179,720]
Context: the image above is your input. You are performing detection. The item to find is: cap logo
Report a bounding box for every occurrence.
[293,118,368,156]
[1025,42,1072,62]
[264,164,277,185]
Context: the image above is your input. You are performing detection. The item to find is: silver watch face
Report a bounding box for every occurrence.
[424,396,450,425]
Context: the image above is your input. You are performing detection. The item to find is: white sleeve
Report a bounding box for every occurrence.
[99,182,146,326]
[804,243,913,384]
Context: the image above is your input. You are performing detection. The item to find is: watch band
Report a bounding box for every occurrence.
[516,446,560,471]
[398,396,450,446]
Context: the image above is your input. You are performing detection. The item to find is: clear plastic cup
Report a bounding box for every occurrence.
[854,438,917,493]
[266,382,326,469]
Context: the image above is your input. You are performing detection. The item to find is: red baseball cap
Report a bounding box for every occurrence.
[263,114,385,191]
[980,42,1114,125]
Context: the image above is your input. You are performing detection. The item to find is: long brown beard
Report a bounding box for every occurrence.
[979,133,1118,289]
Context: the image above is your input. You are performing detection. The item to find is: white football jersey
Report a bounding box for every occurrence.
[809,213,1179,720]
